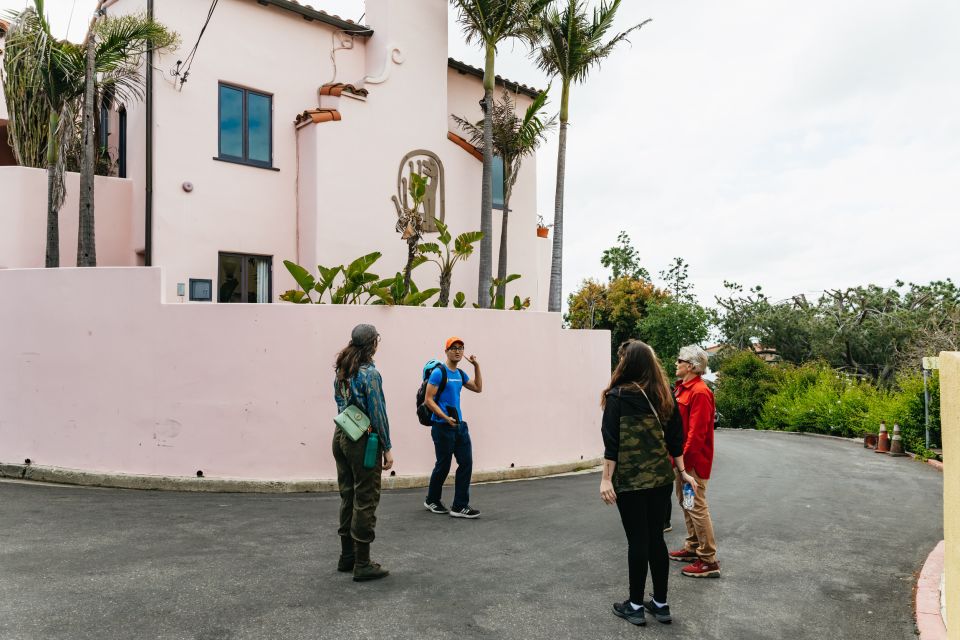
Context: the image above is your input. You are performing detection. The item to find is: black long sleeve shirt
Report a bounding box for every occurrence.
[602,387,685,461]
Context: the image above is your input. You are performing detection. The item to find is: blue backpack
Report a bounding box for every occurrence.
[416,360,447,426]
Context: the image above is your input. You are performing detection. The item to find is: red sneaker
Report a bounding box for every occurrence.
[668,548,697,563]
[681,559,721,578]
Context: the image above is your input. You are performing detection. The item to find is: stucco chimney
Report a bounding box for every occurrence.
[362,0,448,102]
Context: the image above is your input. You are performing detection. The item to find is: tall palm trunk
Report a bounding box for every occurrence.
[44,110,61,268]
[77,33,98,267]
[547,82,570,312]
[477,44,495,308]
[495,194,510,301]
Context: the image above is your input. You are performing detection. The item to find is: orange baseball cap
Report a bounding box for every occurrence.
[445,336,465,350]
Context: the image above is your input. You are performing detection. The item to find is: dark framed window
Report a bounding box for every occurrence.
[492,155,505,210]
[217,83,273,169]
[98,104,110,150]
[217,252,272,303]
[189,278,213,302]
[118,107,127,178]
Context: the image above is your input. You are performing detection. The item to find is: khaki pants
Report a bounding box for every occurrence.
[675,469,718,564]
[332,429,382,544]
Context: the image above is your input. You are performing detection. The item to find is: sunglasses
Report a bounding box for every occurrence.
[676,359,691,365]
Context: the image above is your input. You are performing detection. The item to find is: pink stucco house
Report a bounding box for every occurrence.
[0,1,610,488]
[0,0,552,309]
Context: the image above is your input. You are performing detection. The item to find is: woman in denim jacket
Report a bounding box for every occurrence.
[333,323,393,582]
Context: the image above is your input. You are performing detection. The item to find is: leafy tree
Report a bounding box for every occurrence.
[566,276,666,362]
[452,88,554,301]
[636,298,709,368]
[450,0,552,307]
[600,230,649,281]
[659,257,694,303]
[536,0,649,311]
[712,350,780,428]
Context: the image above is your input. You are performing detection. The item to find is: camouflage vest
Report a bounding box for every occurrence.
[613,411,676,493]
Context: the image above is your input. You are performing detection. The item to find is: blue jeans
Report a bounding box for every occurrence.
[426,421,473,510]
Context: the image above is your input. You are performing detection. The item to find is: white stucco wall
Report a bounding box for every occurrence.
[0,267,610,481]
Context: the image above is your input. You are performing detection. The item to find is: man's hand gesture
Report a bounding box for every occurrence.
[466,355,478,366]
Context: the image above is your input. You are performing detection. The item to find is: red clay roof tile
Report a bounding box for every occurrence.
[447,131,482,162]
[295,108,342,126]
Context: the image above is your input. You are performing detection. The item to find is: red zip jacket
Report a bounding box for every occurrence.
[674,376,715,479]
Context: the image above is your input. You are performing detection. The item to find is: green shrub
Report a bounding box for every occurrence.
[713,351,779,428]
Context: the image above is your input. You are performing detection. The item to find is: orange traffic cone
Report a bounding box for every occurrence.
[889,422,906,457]
[875,421,890,454]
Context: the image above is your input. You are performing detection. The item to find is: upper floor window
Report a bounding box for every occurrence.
[493,155,505,210]
[218,83,273,168]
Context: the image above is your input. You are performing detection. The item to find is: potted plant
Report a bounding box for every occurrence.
[537,215,550,238]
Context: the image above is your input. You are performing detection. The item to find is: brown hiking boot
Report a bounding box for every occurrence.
[352,542,389,582]
[337,536,354,572]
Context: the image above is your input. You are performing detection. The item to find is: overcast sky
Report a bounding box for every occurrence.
[4,0,958,306]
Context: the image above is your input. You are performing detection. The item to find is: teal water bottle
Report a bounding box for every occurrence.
[363,431,380,469]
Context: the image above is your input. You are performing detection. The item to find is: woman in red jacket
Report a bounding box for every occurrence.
[669,345,721,578]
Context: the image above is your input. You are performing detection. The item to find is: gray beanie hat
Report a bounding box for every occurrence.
[350,324,379,347]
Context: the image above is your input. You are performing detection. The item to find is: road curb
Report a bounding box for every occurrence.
[916,541,947,640]
[716,428,943,472]
[0,457,603,493]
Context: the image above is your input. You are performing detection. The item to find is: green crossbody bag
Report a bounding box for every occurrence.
[334,404,370,441]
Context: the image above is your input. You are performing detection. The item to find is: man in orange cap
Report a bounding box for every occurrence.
[423,336,483,518]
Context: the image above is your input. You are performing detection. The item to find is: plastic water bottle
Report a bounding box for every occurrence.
[682,482,695,510]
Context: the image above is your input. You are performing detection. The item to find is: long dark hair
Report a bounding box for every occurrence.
[601,339,674,420]
[335,342,377,391]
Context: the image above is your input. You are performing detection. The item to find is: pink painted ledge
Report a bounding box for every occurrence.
[916,540,946,640]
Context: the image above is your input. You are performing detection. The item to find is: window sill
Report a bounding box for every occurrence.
[213,156,279,171]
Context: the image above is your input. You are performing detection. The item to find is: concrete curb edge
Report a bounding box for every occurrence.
[916,540,947,640]
[0,457,604,493]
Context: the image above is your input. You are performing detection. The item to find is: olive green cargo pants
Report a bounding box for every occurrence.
[332,428,382,544]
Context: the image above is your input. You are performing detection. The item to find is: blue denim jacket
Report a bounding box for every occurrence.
[334,363,392,450]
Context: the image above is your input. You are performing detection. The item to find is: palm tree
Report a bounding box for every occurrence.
[76,10,177,266]
[450,0,553,307]
[3,2,78,267]
[452,88,554,302]
[535,0,649,311]
[2,1,176,267]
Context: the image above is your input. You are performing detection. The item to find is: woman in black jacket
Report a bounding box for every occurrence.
[600,340,698,626]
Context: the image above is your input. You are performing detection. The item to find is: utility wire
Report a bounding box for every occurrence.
[172,0,219,91]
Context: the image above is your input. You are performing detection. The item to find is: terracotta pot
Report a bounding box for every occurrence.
[536,226,549,238]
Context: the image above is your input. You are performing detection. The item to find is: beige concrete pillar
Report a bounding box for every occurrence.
[942,351,960,639]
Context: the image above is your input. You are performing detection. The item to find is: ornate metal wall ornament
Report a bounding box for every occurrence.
[392,149,445,235]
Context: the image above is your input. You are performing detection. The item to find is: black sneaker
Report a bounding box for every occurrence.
[449,506,480,519]
[423,500,449,514]
[644,597,672,624]
[612,600,646,626]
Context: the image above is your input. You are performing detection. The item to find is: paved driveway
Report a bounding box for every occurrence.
[0,430,943,640]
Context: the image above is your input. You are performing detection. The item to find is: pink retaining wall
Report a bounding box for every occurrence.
[0,267,609,481]
[0,167,135,269]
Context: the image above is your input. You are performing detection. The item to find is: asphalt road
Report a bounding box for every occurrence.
[0,430,944,640]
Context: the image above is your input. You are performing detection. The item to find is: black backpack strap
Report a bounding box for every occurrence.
[436,364,448,396]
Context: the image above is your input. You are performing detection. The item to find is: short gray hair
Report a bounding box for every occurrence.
[678,345,709,375]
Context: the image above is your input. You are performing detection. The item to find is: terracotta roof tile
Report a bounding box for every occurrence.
[447,58,542,99]
[318,83,369,98]
[295,108,342,127]
[447,131,482,161]
[252,0,373,36]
